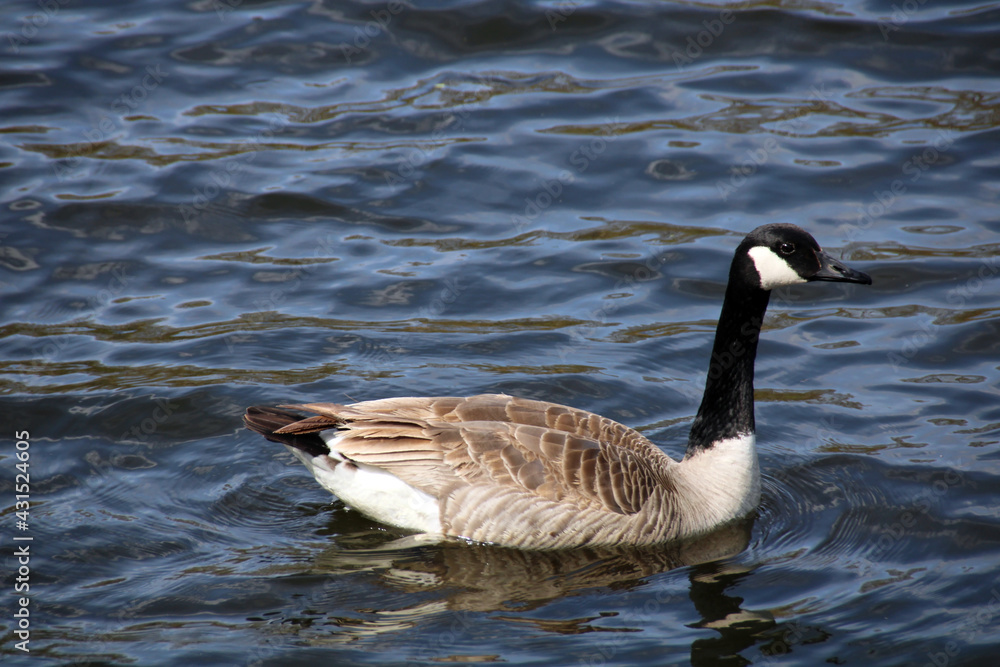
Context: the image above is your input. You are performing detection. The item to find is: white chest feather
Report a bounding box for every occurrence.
[747,246,807,290]
[674,434,761,533]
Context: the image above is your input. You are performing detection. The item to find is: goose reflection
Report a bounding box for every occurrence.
[253,515,804,662]
[313,518,753,615]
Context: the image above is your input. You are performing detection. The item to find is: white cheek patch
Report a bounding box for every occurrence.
[747,246,808,290]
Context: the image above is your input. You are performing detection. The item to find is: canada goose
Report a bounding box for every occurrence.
[244,224,872,549]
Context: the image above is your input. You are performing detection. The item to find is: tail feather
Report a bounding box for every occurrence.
[244,406,331,458]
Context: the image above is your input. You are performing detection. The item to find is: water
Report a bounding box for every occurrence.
[2,0,999,664]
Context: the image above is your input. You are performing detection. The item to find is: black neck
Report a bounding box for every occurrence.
[686,276,770,455]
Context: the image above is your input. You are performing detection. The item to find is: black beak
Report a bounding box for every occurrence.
[810,251,872,285]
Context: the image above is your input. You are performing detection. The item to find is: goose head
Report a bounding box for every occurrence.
[737,223,872,291]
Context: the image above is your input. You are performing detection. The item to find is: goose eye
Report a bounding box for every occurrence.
[778,242,795,256]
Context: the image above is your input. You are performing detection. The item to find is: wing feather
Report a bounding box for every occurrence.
[273,394,674,520]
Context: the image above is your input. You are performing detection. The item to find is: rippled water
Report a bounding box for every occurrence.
[2,0,999,664]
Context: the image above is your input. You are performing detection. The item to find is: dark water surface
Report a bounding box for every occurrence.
[2,0,1000,664]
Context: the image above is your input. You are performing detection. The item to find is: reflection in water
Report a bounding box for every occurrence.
[248,518,807,662]
[323,519,749,608]
[687,565,772,666]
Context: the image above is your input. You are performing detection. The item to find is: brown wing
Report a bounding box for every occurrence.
[277,394,672,517]
[326,393,666,460]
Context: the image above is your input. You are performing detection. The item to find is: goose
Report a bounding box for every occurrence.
[244,223,872,549]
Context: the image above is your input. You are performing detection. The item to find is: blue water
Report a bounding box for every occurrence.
[2,0,1000,664]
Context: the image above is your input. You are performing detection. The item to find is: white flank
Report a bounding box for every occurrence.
[283,433,443,534]
[674,433,761,534]
[747,246,807,290]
